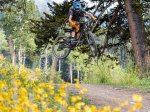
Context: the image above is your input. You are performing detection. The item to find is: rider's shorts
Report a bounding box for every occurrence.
[70,21,80,32]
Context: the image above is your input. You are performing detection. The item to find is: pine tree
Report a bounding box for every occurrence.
[31,1,73,49]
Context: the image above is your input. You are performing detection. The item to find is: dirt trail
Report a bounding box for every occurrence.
[68,84,150,112]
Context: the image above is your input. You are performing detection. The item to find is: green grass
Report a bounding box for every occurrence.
[81,57,150,92]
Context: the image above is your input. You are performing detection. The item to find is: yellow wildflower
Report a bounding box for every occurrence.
[71,96,82,103]
[68,106,76,112]
[75,83,81,89]
[0,81,7,89]
[58,99,67,106]
[129,105,136,112]
[19,87,27,94]
[71,96,77,103]
[35,87,44,94]
[120,101,129,107]
[0,95,4,102]
[76,96,82,100]
[75,102,85,109]
[23,100,31,107]
[38,83,45,88]
[21,65,25,69]
[112,107,121,112]
[135,102,143,109]
[54,95,61,102]
[35,68,41,72]
[43,93,48,98]
[1,92,9,100]
[46,85,54,90]
[60,92,66,97]
[35,95,41,100]
[98,109,104,112]
[103,106,111,112]
[56,110,62,112]
[31,80,35,86]
[66,82,70,86]
[45,108,52,112]
[49,80,53,84]
[132,94,143,102]
[42,101,47,106]
[16,79,22,86]
[79,88,88,94]
[50,90,55,95]
[84,105,92,112]
[91,105,97,112]
[31,104,38,110]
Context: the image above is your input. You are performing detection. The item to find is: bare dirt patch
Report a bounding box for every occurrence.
[68,84,150,112]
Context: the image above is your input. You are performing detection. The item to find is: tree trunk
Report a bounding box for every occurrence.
[39,55,42,69]
[18,45,22,73]
[51,55,58,81]
[45,47,48,74]
[77,70,80,83]
[22,48,26,66]
[22,53,26,66]
[70,63,73,84]
[58,59,61,72]
[6,35,16,65]
[120,45,127,68]
[52,56,57,72]
[12,43,16,66]
[124,0,149,77]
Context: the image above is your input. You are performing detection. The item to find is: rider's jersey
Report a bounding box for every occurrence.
[69,7,86,21]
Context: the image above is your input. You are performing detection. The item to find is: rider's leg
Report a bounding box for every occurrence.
[70,21,80,38]
[71,31,75,38]
[76,32,80,39]
[75,22,80,38]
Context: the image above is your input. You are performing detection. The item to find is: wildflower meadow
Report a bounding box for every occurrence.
[0,57,143,112]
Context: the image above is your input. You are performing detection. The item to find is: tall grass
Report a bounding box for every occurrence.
[82,57,140,85]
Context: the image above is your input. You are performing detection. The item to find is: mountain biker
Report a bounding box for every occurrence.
[68,0,96,41]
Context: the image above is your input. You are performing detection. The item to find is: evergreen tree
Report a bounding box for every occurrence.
[31,1,73,50]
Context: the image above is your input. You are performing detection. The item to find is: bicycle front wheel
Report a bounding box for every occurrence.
[52,35,71,59]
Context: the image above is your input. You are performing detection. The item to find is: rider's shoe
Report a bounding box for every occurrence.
[58,43,70,51]
[70,37,79,44]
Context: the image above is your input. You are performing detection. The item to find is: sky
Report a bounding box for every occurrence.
[54,0,94,6]
[34,0,94,16]
[34,0,52,15]
[34,0,117,16]
[54,0,91,4]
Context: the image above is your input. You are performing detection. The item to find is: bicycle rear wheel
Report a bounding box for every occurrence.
[52,35,71,59]
[86,31,97,57]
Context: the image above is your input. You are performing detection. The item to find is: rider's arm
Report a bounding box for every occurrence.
[85,12,96,20]
[69,15,73,23]
[68,8,73,23]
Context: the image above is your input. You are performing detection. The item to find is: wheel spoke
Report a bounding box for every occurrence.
[52,36,71,59]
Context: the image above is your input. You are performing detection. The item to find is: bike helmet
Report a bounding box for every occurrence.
[72,0,80,1]
[73,1,82,11]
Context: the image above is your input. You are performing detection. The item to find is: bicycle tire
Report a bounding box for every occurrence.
[52,35,71,59]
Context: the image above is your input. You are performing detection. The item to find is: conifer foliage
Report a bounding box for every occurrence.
[30,1,72,49]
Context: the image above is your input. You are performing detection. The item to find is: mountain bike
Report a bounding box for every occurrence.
[52,16,97,59]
